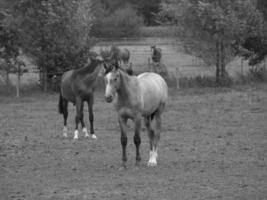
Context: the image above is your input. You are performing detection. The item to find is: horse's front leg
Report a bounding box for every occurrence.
[87,95,97,139]
[134,115,142,167]
[118,116,128,169]
[74,97,82,140]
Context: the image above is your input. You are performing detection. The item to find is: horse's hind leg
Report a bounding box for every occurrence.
[146,104,165,166]
[80,101,90,138]
[145,115,157,166]
[134,115,142,167]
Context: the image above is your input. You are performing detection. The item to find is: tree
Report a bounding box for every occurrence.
[92,5,143,38]
[236,0,267,66]
[160,0,265,85]
[13,0,95,91]
[129,0,162,26]
[0,9,21,88]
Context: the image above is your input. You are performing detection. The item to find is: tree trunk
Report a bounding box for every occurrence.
[221,42,226,80]
[16,65,20,97]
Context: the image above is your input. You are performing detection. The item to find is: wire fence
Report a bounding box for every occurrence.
[1,37,266,95]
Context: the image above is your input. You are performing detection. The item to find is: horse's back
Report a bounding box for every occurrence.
[61,70,76,102]
[137,72,168,115]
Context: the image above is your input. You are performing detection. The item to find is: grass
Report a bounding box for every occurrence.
[1,85,267,199]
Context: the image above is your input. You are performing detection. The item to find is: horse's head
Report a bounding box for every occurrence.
[104,63,121,103]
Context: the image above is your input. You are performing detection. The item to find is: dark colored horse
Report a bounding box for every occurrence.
[102,46,133,75]
[151,45,162,63]
[125,63,133,75]
[104,63,168,169]
[110,45,130,64]
[58,55,105,140]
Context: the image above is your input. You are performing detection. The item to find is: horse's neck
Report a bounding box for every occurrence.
[76,59,98,74]
[117,70,139,105]
[84,63,102,85]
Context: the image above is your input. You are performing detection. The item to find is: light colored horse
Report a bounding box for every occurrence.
[104,64,168,168]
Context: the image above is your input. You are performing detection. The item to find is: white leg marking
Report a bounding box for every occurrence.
[83,127,90,137]
[63,126,68,138]
[148,148,158,166]
[74,130,79,140]
[91,134,97,139]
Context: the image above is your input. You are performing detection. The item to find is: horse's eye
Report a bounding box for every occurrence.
[114,78,117,81]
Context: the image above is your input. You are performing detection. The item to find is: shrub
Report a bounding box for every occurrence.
[93,6,143,38]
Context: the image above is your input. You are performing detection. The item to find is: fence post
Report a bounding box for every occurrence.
[16,64,20,97]
[264,57,266,72]
[240,58,243,77]
[175,67,180,90]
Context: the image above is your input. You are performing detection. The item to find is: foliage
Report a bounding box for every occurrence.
[0,7,23,86]
[129,0,162,26]
[14,0,95,76]
[159,0,265,85]
[236,0,267,66]
[93,5,143,38]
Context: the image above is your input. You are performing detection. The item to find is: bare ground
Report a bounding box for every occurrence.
[0,85,267,200]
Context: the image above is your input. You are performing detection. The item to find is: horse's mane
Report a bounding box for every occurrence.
[74,58,101,75]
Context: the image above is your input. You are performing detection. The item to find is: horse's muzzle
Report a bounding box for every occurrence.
[105,95,113,103]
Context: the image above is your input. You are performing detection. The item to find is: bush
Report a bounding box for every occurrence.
[179,76,217,88]
[235,66,267,84]
[93,6,143,38]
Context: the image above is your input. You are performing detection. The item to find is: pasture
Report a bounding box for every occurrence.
[1,85,267,200]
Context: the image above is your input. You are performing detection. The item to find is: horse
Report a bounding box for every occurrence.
[104,63,168,169]
[58,55,106,140]
[110,45,130,64]
[151,45,162,63]
[102,46,133,75]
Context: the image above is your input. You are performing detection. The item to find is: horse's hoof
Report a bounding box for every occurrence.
[147,161,157,167]
[133,166,140,171]
[84,133,90,138]
[74,130,79,140]
[91,134,97,140]
[63,133,68,138]
[118,166,127,171]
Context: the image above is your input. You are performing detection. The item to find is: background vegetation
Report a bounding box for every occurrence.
[0,0,267,94]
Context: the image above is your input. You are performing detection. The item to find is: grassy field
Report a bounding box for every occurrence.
[1,85,267,200]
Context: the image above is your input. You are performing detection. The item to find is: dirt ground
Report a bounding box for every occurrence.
[0,85,267,200]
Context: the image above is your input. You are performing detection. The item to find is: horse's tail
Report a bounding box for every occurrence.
[58,92,64,114]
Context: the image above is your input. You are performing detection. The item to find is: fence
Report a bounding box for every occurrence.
[1,37,264,95]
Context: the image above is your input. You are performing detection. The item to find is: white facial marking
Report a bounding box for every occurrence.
[74,130,79,140]
[105,72,113,98]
